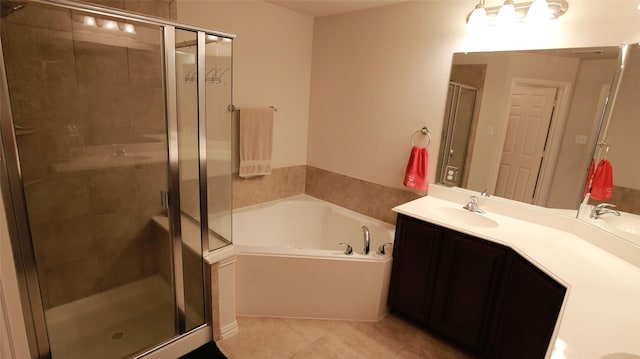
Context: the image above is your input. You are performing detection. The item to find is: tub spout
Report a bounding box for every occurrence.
[362,225,370,255]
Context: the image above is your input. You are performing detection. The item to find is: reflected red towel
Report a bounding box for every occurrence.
[590,159,613,200]
[403,146,428,191]
[582,158,594,198]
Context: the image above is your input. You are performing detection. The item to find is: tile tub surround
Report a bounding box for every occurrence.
[393,186,640,358]
[590,185,640,215]
[233,165,421,224]
[232,165,306,208]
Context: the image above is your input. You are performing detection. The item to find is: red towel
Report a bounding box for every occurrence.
[590,159,613,200]
[403,146,428,190]
[582,158,594,198]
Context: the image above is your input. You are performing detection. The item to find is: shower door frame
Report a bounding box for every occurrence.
[0,1,235,358]
[437,82,479,187]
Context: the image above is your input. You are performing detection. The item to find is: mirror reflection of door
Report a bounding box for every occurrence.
[495,85,557,203]
[439,83,478,187]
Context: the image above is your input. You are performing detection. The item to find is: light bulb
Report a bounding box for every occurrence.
[102,20,118,30]
[467,1,488,29]
[122,23,136,34]
[496,0,516,27]
[526,0,550,24]
[84,16,96,27]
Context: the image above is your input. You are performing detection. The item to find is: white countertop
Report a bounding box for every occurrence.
[393,186,640,359]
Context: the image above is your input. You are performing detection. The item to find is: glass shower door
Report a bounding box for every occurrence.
[1,3,177,358]
[438,82,478,187]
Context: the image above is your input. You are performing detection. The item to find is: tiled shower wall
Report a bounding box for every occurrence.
[2,1,174,308]
[86,0,177,19]
[233,166,421,225]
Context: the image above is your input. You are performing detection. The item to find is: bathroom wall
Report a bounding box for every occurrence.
[548,58,617,208]
[177,0,640,222]
[177,0,313,171]
[308,0,640,195]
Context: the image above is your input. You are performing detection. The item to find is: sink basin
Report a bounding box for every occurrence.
[595,212,640,246]
[599,213,640,235]
[433,207,499,228]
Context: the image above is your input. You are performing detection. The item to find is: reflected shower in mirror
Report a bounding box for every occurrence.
[437,46,621,211]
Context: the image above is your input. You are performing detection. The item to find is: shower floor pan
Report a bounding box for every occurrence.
[44,275,175,359]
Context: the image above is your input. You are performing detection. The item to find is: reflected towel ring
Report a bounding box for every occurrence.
[411,126,431,148]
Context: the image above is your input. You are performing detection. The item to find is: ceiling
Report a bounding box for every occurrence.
[265,0,410,17]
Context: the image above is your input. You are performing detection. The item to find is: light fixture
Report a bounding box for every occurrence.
[496,0,516,26]
[525,0,550,24]
[83,16,96,27]
[120,23,136,34]
[466,0,568,28]
[467,0,488,29]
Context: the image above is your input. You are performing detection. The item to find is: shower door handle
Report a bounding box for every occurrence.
[161,190,171,208]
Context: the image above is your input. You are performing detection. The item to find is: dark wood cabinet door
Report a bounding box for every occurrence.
[429,231,509,354]
[389,214,566,359]
[388,215,443,324]
[486,253,566,359]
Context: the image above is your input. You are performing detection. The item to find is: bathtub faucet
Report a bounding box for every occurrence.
[362,225,370,255]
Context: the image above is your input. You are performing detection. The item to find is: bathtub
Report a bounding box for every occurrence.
[232,195,396,321]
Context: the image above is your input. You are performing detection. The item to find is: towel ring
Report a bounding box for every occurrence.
[411,126,431,148]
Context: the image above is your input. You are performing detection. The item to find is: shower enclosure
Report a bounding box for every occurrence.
[437,82,479,187]
[0,1,233,358]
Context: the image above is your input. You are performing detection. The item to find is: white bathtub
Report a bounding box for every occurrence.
[232,195,396,321]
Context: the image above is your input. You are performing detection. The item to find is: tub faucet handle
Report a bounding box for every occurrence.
[377,242,393,255]
[339,242,353,255]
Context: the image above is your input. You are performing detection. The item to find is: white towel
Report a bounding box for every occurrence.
[239,108,273,178]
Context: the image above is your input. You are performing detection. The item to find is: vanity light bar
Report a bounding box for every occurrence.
[467,0,569,27]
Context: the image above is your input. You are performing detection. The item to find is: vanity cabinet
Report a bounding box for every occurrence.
[388,214,566,358]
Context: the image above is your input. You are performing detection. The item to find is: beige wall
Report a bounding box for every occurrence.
[454,51,581,193]
[548,58,617,207]
[177,0,314,170]
[308,0,640,190]
[607,44,640,190]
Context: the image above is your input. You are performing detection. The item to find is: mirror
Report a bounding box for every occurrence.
[582,43,640,246]
[437,46,621,211]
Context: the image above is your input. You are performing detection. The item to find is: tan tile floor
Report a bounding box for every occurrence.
[218,315,474,358]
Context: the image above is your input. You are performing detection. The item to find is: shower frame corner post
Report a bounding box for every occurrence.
[196,31,211,326]
[163,25,187,335]
[0,35,51,359]
[196,31,209,255]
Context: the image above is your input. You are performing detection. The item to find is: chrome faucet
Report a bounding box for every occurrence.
[590,203,621,219]
[362,225,370,255]
[463,195,485,214]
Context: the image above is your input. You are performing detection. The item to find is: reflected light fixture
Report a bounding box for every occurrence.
[466,0,568,28]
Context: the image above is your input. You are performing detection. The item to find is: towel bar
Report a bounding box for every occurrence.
[227,105,278,112]
[411,126,431,147]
